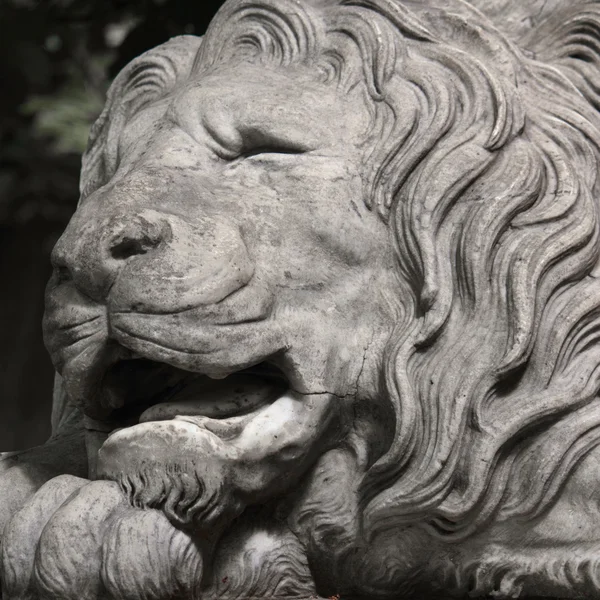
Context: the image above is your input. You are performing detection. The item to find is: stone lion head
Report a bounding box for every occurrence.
[4,0,600,598]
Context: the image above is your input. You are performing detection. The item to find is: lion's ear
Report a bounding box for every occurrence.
[80,35,203,200]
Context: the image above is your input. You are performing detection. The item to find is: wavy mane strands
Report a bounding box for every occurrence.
[193,0,600,542]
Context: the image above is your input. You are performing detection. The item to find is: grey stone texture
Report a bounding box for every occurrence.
[3,0,600,597]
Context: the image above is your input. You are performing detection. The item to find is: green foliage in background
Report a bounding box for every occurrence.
[22,60,109,155]
[0,0,225,225]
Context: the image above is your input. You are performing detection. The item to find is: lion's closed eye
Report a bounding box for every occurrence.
[233,127,315,161]
[238,143,309,159]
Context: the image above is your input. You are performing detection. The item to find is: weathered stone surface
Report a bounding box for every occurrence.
[4,0,600,597]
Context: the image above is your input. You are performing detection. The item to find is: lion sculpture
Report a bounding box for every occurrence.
[3,0,600,597]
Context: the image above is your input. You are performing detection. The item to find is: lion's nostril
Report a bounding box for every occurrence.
[108,215,169,261]
[50,245,74,285]
[110,236,160,260]
[55,266,73,284]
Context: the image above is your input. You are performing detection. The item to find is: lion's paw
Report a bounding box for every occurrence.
[1,477,204,600]
[1,474,88,600]
[0,462,65,537]
[32,480,127,599]
[101,508,204,600]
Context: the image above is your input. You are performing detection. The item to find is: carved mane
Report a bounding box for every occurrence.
[79,0,600,543]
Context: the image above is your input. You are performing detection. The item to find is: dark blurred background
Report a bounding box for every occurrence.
[0,0,225,451]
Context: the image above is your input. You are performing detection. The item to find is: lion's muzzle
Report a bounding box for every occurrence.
[50,193,255,314]
[43,170,286,411]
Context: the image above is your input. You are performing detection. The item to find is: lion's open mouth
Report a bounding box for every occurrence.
[88,356,289,431]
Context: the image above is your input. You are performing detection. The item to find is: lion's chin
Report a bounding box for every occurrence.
[85,358,291,516]
[95,386,345,534]
[96,419,244,531]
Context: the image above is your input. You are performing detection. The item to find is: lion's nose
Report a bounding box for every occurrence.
[51,210,171,301]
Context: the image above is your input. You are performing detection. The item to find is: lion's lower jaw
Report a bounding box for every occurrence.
[95,420,240,531]
[95,390,347,531]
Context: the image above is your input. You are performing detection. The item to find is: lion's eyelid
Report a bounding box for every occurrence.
[239,144,311,159]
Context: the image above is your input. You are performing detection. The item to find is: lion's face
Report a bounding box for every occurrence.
[42,59,396,525]
[9,0,600,597]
